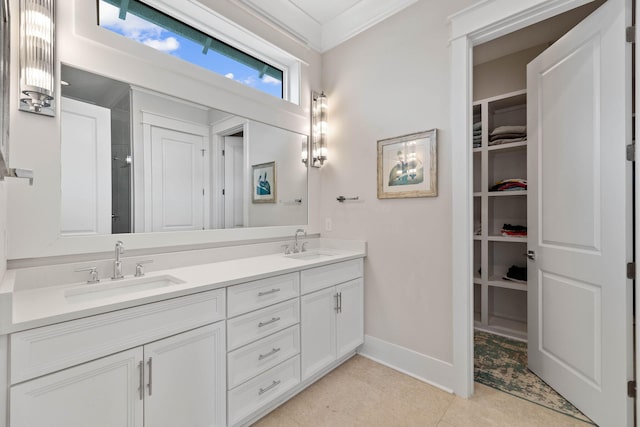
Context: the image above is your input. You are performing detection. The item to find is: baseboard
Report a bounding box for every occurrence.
[358,334,455,394]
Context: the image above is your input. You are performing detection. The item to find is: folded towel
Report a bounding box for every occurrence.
[488,137,527,146]
[473,122,482,131]
[489,133,526,141]
[491,125,526,136]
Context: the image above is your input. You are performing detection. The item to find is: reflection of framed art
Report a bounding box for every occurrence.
[377,129,437,199]
[252,161,276,203]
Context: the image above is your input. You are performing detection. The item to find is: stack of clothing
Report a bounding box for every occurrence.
[501,224,527,238]
[503,265,527,284]
[473,122,482,148]
[489,179,527,192]
[489,125,526,146]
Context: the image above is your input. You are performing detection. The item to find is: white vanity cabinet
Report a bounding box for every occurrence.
[226,272,301,427]
[8,289,227,427]
[300,260,364,380]
[3,252,366,427]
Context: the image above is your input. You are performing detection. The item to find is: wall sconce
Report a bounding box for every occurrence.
[311,91,327,167]
[19,0,55,116]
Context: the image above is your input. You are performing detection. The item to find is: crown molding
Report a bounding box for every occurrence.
[239,0,418,53]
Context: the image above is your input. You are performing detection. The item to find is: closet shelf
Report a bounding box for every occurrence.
[487,190,527,197]
[474,89,528,341]
[487,140,527,152]
[487,278,527,291]
[487,235,527,243]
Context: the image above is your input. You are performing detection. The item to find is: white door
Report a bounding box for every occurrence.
[60,97,112,235]
[224,136,245,228]
[527,0,632,425]
[336,278,364,358]
[301,286,337,380]
[151,127,205,232]
[143,323,226,427]
[10,348,143,427]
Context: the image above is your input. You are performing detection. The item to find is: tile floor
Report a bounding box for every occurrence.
[253,355,592,427]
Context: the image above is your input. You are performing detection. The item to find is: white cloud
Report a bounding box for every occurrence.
[99,2,164,40]
[242,76,257,87]
[143,37,180,52]
[262,75,281,85]
[225,73,234,79]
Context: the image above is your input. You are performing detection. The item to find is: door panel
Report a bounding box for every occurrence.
[151,127,204,232]
[527,0,632,424]
[10,348,143,427]
[143,323,226,427]
[336,278,364,358]
[301,287,337,380]
[60,97,112,236]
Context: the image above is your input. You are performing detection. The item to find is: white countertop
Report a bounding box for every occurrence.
[0,246,365,334]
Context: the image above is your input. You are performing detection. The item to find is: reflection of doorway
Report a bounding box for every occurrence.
[224,134,245,228]
[60,97,112,236]
[60,65,132,234]
[210,116,249,229]
[466,0,633,425]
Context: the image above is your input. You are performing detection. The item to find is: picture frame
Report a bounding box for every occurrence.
[252,161,276,203]
[377,129,437,199]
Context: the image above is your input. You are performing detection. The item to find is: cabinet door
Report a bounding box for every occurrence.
[301,286,337,380]
[336,278,364,358]
[10,348,143,427]
[143,322,226,427]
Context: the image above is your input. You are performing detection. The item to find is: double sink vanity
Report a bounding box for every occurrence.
[0,238,366,427]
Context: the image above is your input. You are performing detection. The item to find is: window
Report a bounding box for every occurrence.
[98,0,284,99]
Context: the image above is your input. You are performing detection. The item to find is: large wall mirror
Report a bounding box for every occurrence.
[60,65,308,236]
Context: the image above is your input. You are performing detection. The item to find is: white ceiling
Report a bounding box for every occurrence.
[237,0,418,52]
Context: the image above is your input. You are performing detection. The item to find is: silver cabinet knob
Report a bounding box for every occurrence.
[527,250,536,261]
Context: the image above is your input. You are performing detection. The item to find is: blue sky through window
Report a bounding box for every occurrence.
[98,1,284,99]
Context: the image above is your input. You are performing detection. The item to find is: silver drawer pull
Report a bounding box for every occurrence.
[258,379,281,395]
[258,288,281,297]
[258,347,281,360]
[258,317,281,328]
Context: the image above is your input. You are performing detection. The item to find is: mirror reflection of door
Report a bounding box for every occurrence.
[224,135,245,228]
[150,127,207,232]
[60,97,112,236]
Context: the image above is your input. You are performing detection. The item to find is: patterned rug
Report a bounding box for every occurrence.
[474,331,595,425]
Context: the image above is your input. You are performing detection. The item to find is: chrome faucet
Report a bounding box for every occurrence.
[112,240,125,280]
[293,229,307,253]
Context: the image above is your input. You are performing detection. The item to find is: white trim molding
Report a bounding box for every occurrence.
[239,0,418,53]
[358,335,454,393]
[448,0,599,399]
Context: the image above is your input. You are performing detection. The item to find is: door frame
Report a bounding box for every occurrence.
[448,0,636,402]
[210,116,250,229]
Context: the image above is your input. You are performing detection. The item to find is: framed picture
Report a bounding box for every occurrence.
[377,129,437,199]
[252,161,276,203]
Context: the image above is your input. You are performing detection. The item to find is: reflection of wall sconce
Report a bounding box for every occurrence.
[19,0,55,116]
[301,138,308,166]
[311,91,327,167]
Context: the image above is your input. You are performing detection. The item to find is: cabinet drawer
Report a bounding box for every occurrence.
[228,324,300,389]
[227,273,299,318]
[300,259,363,295]
[10,288,225,384]
[228,355,300,427]
[227,299,299,351]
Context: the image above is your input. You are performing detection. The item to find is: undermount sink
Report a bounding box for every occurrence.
[65,275,185,302]
[285,250,335,261]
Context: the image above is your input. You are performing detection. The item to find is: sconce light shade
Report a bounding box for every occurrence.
[301,138,308,166]
[311,91,327,167]
[19,0,55,116]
